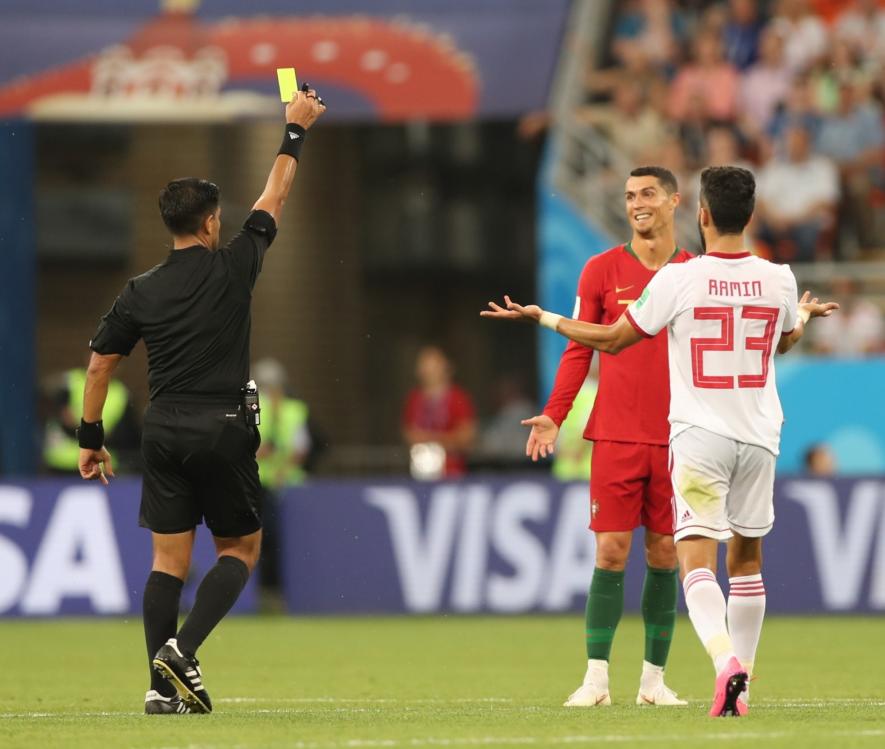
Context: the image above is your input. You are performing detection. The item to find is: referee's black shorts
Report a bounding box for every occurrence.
[140,395,262,537]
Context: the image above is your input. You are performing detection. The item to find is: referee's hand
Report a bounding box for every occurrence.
[79,447,115,486]
[285,85,326,130]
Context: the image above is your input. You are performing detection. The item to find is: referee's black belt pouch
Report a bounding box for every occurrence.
[241,381,261,427]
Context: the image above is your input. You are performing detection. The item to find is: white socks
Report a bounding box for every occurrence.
[682,568,736,674]
[584,658,610,690]
[639,660,664,693]
[728,574,766,697]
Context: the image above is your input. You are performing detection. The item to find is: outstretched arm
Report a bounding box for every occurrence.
[480,295,643,354]
[252,86,326,226]
[777,291,839,355]
[78,351,123,485]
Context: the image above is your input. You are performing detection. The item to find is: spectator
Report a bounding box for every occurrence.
[576,80,669,161]
[810,277,885,355]
[770,0,830,74]
[835,0,885,63]
[677,91,714,169]
[684,125,753,210]
[808,39,868,115]
[479,375,536,467]
[755,124,839,262]
[803,443,837,476]
[253,357,313,489]
[42,364,140,474]
[739,26,794,140]
[551,377,597,482]
[252,356,316,592]
[766,73,822,144]
[637,134,698,248]
[816,79,885,252]
[641,134,692,200]
[402,346,476,478]
[585,50,664,104]
[611,0,687,76]
[704,124,753,171]
[722,0,766,71]
[669,31,740,122]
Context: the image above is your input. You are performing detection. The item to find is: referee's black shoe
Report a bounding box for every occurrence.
[152,638,213,714]
[144,689,196,714]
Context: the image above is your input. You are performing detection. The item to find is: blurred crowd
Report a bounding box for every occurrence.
[33,2,885,487]
[582,0,885,263]
[400,345,598,479]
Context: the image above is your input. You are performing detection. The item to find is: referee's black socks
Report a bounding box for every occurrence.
[143,570,184,697]
[176,555,251,658]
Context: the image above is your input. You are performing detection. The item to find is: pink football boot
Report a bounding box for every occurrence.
[709,657,749,717]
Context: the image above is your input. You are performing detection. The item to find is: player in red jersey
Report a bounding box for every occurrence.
[523,167,690,706]
[482,166,838,717]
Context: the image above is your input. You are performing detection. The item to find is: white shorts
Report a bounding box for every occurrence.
[670,426,776,543]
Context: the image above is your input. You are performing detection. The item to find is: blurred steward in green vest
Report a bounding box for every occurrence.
[252,357,315,595]
[253,357,312,488]
[552,377,598,481]
[43,367,139,472]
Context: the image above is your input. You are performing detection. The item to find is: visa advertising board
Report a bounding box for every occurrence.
[1,476,883,616]
[282,477,885,615]
[0,479,257,616]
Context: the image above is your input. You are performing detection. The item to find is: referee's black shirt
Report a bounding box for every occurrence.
[90,209,277,399]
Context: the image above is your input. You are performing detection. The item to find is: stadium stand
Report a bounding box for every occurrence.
[546,0,885,353]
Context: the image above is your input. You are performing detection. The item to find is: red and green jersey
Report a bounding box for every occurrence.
[543,243,692,446]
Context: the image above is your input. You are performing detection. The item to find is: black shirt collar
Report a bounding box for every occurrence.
[166,245,209,262]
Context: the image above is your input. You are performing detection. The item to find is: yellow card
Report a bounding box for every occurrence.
[276,68,298,102]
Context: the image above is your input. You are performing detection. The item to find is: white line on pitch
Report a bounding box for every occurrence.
[757,698,885,704]
[217,697,514,704]
[0,711,143,719]
[2,697,883,721]
[217,696,885,707]
[145,728,885,749]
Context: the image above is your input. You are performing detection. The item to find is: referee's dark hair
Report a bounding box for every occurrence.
[629,165,678,194]
[699,166,755,235]
[159,178,220,236]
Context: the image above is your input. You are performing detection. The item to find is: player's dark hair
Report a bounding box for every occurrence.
[159,178,220,236]
[629,166,678,194]
[699,166,755,235]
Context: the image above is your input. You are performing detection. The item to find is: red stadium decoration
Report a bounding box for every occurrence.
[0,6,479,121]
[811,0,885,24]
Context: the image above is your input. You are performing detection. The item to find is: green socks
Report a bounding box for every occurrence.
[641,565,678,667]
[585,567,625,660]
[584,565,678,665]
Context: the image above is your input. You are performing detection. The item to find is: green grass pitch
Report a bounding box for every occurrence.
[1,615,882,748]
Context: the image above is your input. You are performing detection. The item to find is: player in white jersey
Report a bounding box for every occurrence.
[482,166,838,718]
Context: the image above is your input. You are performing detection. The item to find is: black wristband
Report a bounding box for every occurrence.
[278,124,307,161]
[77,419,104,450]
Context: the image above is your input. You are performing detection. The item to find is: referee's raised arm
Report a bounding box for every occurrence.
[252,85,327,226]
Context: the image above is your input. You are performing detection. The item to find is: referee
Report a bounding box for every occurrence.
[77,87,326,714]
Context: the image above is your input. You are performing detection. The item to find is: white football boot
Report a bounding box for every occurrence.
[635,661,687,706]
[563,659,612,707]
